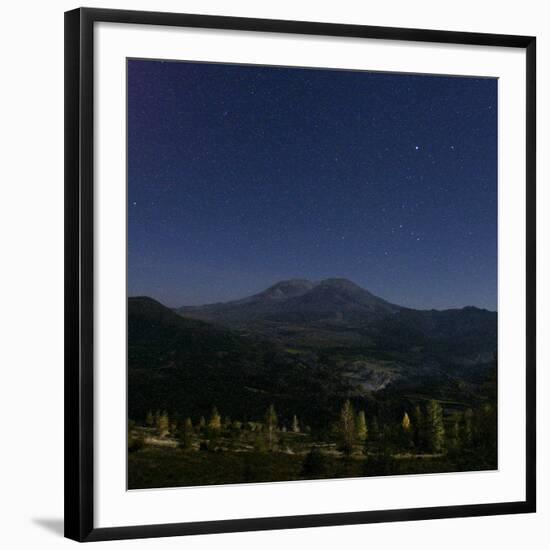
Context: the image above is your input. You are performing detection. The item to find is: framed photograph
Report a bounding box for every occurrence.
[65,7,536,542]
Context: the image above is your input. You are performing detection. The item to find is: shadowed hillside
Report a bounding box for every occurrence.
[176,278,497,362]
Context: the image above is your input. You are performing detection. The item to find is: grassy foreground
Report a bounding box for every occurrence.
[128,444,492,490]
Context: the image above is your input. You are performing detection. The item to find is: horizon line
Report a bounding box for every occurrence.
[127,275,498,314]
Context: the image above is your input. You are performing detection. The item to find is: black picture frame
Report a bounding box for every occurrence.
[65,7,537,542]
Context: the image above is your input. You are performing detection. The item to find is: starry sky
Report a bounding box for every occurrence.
[128,59,497,311]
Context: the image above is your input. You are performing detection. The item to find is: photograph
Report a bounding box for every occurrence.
[0,0,543,546]
[126,59,498,489]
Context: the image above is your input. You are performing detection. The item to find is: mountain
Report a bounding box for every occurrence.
[177,278,401,324]
[128,282,497,426]
[176,278,497,361]
[254,278,317,301]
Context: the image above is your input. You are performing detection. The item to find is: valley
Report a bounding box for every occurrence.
[128,279,497,488]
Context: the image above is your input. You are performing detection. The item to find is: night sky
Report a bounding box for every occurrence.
[128,59,497,311]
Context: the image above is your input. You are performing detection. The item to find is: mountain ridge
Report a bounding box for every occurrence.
[175,278,494,324]
[128,293,497,427]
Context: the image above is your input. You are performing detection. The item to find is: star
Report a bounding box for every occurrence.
[127,58,497,311]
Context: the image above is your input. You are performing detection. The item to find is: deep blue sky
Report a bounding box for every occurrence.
[128,59,497,311]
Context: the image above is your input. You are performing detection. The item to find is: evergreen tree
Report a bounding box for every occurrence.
[474,403,497,463]
[462,408,474,447]
[292,414,300,433]
[253,431,268,453]
[449,418,461,452]
[356,411,368,442]
[208,406,222,431]
[402,412,411,432]
[400,412,413,449]
[265,404,278,450]
[178,417,194,450]
[145,410,154,428]
[198,416,206,431]
[339,399,356,455]
[412,405,424,449]
[169,418,178,436]
[426,400,445,453]
[207,407,222,448]
[156,411,169,437]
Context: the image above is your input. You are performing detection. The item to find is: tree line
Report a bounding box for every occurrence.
[130,397,496,465]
